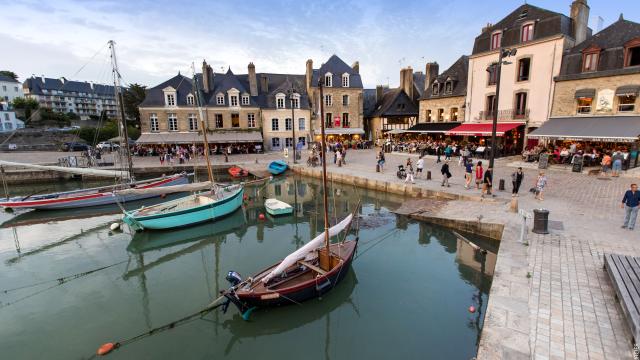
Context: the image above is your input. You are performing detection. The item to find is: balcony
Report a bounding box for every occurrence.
[476,108,529,121]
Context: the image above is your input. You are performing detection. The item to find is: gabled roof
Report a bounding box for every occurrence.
[0,74,19,83]
[256,73,310,109]
[372,88,419,117]
[472,4,577,55]
[23,76,116,96]
[139,73,194,107]
[422,55,469,100]
[311,55,363,88]
[413,72,426,98]
[210,68,249,95]
[558,18,640,80]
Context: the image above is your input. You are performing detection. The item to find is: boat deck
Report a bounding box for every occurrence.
[136,195,214,216]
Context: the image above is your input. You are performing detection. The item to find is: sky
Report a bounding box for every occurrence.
[1,0,639,89]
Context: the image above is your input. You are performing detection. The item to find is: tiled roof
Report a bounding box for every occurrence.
[311,54,363,88]
[421,55,469,100]
[558,18,640,80]
[23,77,116,96]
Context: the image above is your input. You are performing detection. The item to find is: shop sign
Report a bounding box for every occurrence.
[334,116,341,127]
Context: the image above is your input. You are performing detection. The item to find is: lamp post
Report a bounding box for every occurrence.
[288,84,297,164]
[487,41,516,194]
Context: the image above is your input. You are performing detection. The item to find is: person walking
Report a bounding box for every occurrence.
[622,183,640,230]
[377,151,385,172]
[405,164,415,184]
[612,151,624,177]
[444,144,452,161]
[336,149,343,167]
[441,160,452,187]
[481,167,493,197]
[464,159,473,189]
[601,152,612,176]
[416,157,424,179]
[475,161,484,190]
[535,171,547,201]
[436,145,442,163]
[511,167,524,197]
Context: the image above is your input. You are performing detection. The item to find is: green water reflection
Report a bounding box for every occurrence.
[0,175,497,360]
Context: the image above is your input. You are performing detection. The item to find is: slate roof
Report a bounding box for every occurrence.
[139,73,194,107]
[23,77,116,97]
[413,72,426,98]
[255,73,310,110]
[363,89,379,117]
[557,18,640,80]
[472,4,578,55]
[0,74,19,83]
[311,55,363,88]
[421,55,469,100]
[372,88,419,117]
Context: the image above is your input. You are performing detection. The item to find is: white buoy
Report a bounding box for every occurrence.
[110,222,121,231]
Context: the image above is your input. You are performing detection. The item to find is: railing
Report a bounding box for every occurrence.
[475,108,529,121]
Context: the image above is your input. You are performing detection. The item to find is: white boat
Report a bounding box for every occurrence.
[264,198,293,216]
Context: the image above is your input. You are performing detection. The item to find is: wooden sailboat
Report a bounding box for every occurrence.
[221,77,358,316]
[122,64,244,232]
[0,40,189,211]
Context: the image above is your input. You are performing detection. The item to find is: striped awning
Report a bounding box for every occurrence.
[136,131,263,144]
[574,88,596,99]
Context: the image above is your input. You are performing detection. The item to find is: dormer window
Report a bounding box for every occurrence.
[291,93,300,109]
[276,93,286,109]
[432,82,439,95]
[521,23,534,43]
[230,95,239,107]
[582,46,601,72]
[166,94,175,106]
[342,73,349,87]
[444,80,453,94]
[241,95,250,105]
[163,87,177,107]
[186,94,195,105]
[324,73,333,87]
[624,38,640,67]
[216,94,224,105]
[491,31,502,50]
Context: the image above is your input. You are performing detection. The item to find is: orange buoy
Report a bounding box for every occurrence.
[468,306,476,313]
[97,342,116,356]
[258,213,265,220]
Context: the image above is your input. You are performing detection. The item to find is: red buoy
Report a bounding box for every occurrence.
[97,342,116,356]
[258,213,265,220]
[243,194,248,200]
[468,306,476,313]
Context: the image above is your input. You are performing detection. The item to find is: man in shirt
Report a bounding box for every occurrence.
[622,183,640,230]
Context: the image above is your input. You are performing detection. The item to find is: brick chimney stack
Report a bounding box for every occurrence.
[202,60,210,93]
[352,61,360,73]
[305,59,313,93]
[248,62,258,96]
[376,85,385,103]
[399,67,414,100]
[260,74,269,93]
[570,0,590,44]
[424,62,439,93]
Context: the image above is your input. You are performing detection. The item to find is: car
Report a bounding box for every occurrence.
[62,142,90,152]
[97,141,120,151]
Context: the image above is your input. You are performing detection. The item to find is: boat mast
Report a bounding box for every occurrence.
[192,64,215,186]
[318,78,331,260]
[108,40,134,181]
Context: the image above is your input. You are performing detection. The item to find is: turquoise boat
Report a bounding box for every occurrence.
[264,198,293,216]
[268,160,288,175]
[122,185,244,231]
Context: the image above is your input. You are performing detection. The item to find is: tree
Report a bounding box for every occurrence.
[0,70,18,81]
[122,83,146,127]
[11,97,39,122]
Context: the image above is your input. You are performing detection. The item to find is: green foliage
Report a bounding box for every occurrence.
[10,97,39,122]
[77,120,140,144]
[39,108,71,126]
[0,70,18,81]
[122,83,146,127]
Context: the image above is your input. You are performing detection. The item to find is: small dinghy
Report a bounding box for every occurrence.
[267,160,288,175]
[228,166,249,178]
[264,198,293,216]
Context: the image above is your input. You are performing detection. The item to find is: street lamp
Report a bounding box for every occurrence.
[287,84,297,164]
[486,42,517,194]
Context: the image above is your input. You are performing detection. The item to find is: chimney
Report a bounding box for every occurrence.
[305,59,313,91]
[260,74,269,92]
[570,0,590,44]
[352,61,360,73]
[399,67,414,100]
[482,23,493,33]
[202,60,210,93]
[248,62,258,96]
[41,75,45,83]
[60,77,65,84]
[376,85,384,103]
[424,62,439,92]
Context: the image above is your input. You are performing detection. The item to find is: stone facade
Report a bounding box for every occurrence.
[140,107,262,133]
[261,108,312,151]
[551,73,640,117]
[418,96,466,123]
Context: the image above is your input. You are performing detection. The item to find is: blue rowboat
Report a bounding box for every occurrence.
[122,185,244,231]
[268,160,288,175]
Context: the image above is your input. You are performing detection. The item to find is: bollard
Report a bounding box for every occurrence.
[510,198,518,213]
[518,209,531,243]
[532,209,549,234]
[426,170,431,180]
[499,179,505,191]
[376,164,380,173]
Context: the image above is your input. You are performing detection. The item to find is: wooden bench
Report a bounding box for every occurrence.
[297,260,327,275]
[604,253,640,344]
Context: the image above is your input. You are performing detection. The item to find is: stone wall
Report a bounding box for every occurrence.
[139,107,262,133]
[308,87,363,134]
[418,95,466,123]
[551,73,640,117]
[261,108,312,150]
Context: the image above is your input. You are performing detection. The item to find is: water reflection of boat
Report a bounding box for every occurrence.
[221,269,358,355]
[127,208,246,254]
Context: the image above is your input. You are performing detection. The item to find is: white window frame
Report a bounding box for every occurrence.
[325,94,332,106]
[324,73,333,87]
[271,137,280,149]
[247,113,256,128]
[166,93,176,107]
[271,118,279,131]
[150,113,159,132]
[188,113,198,131]
[216,94,224,105]
[186,94,195,105]
[285,137,293,148]
[298,118,305,131]
[291,93,300,109]
[342,73,350,87]
[230,95,239,107]
[241,95,250,105]
[285,118,292,131]
[168,113,178,131]
[276,93,286,109]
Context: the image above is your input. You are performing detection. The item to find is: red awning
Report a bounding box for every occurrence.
[446,122,523,136]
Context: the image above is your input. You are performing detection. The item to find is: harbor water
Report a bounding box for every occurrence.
[0,175,497,359]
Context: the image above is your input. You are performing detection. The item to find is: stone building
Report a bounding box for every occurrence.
[530,16,640,167]
[464,1,590,149]
[305,55,364,142]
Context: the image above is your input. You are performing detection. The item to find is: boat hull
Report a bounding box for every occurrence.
[0,174,189,210]
[267,160,288,175]
[234,240,357,308]
[265,207,293,216]
[123,186,244,231]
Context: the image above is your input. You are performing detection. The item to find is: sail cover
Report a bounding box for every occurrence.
[0,160,130,179]
[262,214,353,283]
[114,181,212,196]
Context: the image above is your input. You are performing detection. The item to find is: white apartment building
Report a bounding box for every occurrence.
[0,74,25,132]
